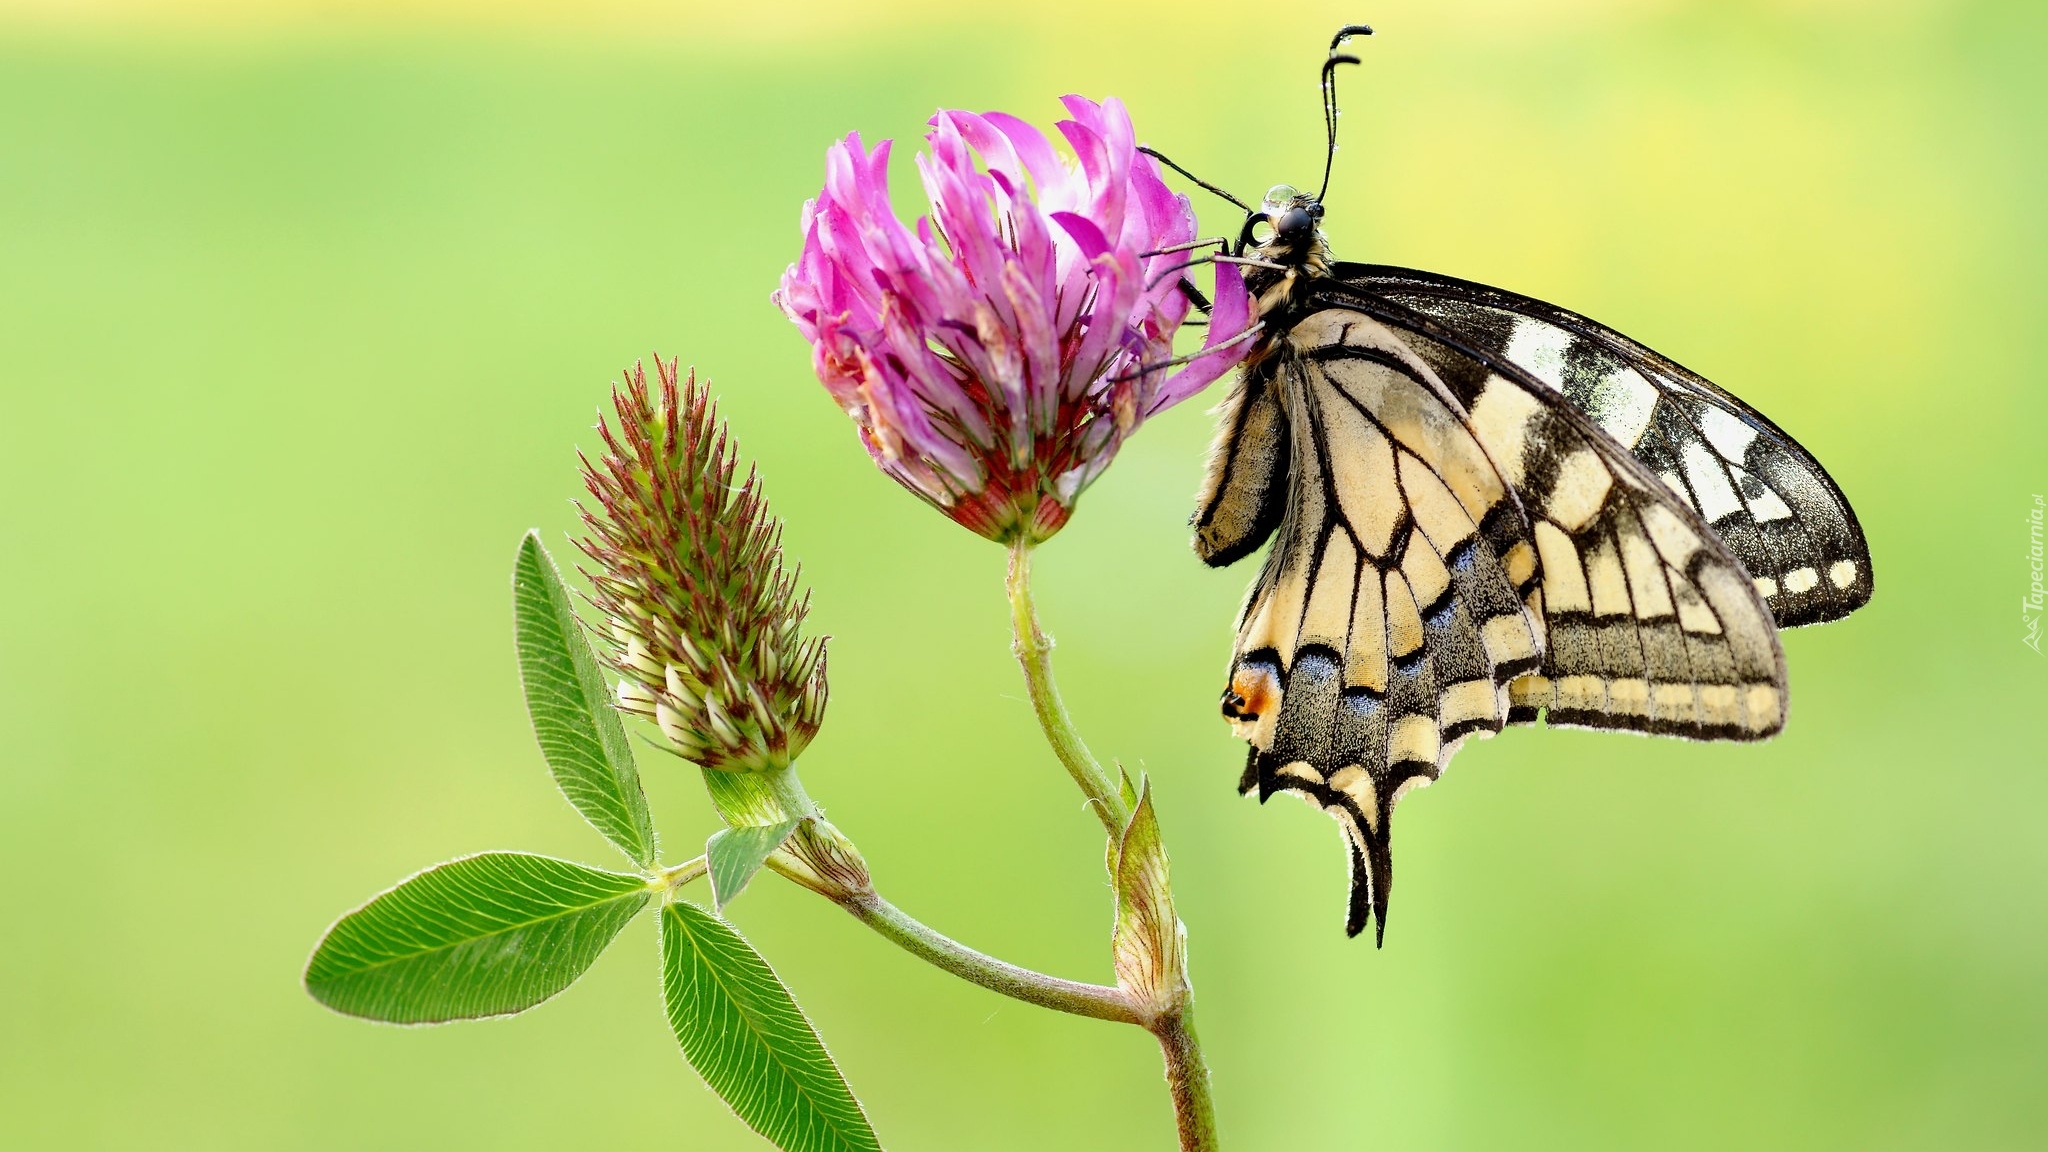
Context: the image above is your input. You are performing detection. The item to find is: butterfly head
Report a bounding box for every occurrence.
[1244,184,1329,267]
[1236,184,1332,320]
[1136,26,1367,319]
[1235,23,1368,311]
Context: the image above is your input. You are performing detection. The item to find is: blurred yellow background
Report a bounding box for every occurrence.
[1,0,2040,1148]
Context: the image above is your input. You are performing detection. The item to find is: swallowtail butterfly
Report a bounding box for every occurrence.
[1147,25,1873,942]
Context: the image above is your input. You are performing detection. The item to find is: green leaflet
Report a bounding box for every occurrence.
[660,901,879,1152]
[707,819,803,909]
[305,852,649,1024]
[513,530,655,866]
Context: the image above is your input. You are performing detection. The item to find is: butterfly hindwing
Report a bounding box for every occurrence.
[1201,310,1547,940]
[1344,264,1873,628]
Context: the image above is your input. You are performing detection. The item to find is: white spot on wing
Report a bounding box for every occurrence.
[1504,316,1571,391]
[1726,464,1794,524]
[1641,503,1703,566]
[1754,576,1778,598]
[1585,368,1658,448]
[1622,527,1672,617]
[1828,559,1857,588]
[1747,484,1794,522]
[1699,406,1758,463]
[1783,566,1819,593]
[1584,535,1630,617]
[1682,440,1745,522]
[1673,580,1722,634]
[1299,533,1359,649]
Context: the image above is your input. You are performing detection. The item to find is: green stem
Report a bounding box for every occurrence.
[1004,540,1128,834]
[1155,1009,1220,1152]
[1004,538,1221,1150]
[653,854,709,892]
[842,890,1140,1025]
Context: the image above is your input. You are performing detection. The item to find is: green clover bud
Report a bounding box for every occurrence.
[579,358,828,773]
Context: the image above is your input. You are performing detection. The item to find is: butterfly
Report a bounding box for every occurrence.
[1143,25,1873,943]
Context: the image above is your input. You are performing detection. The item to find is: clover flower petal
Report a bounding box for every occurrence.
[776,97,1252,543]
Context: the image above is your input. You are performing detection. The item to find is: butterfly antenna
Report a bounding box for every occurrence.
[1138,145,1253,212]
[1317,23,1375,204]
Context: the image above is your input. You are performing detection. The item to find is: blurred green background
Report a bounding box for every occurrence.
[1,0,2041,1148]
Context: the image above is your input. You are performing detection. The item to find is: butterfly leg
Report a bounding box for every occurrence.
[1146,252,1291,292]
[1107,320,1266,383]
[1142,236,1234,259]
[1145,254,1225,292]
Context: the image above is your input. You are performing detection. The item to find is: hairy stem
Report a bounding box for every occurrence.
[653,854,708,892]
[841,889,1140,1024]
[1004,540,1129,834]
[1155,1010,1220,1152]
[1004,540,1220,1149]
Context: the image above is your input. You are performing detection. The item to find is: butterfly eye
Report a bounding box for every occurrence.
[1276,207,1314,241]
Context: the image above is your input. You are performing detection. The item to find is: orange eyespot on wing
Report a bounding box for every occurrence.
[1222,663,1280,728]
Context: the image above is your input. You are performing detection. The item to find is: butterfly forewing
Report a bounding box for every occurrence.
[1346,264,1874,628]
[1334,292,1794,740]
[1198,297,1792,940]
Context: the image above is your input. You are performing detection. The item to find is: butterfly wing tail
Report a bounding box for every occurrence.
[1245,737,1400,945]
[1343,819,1393,945]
